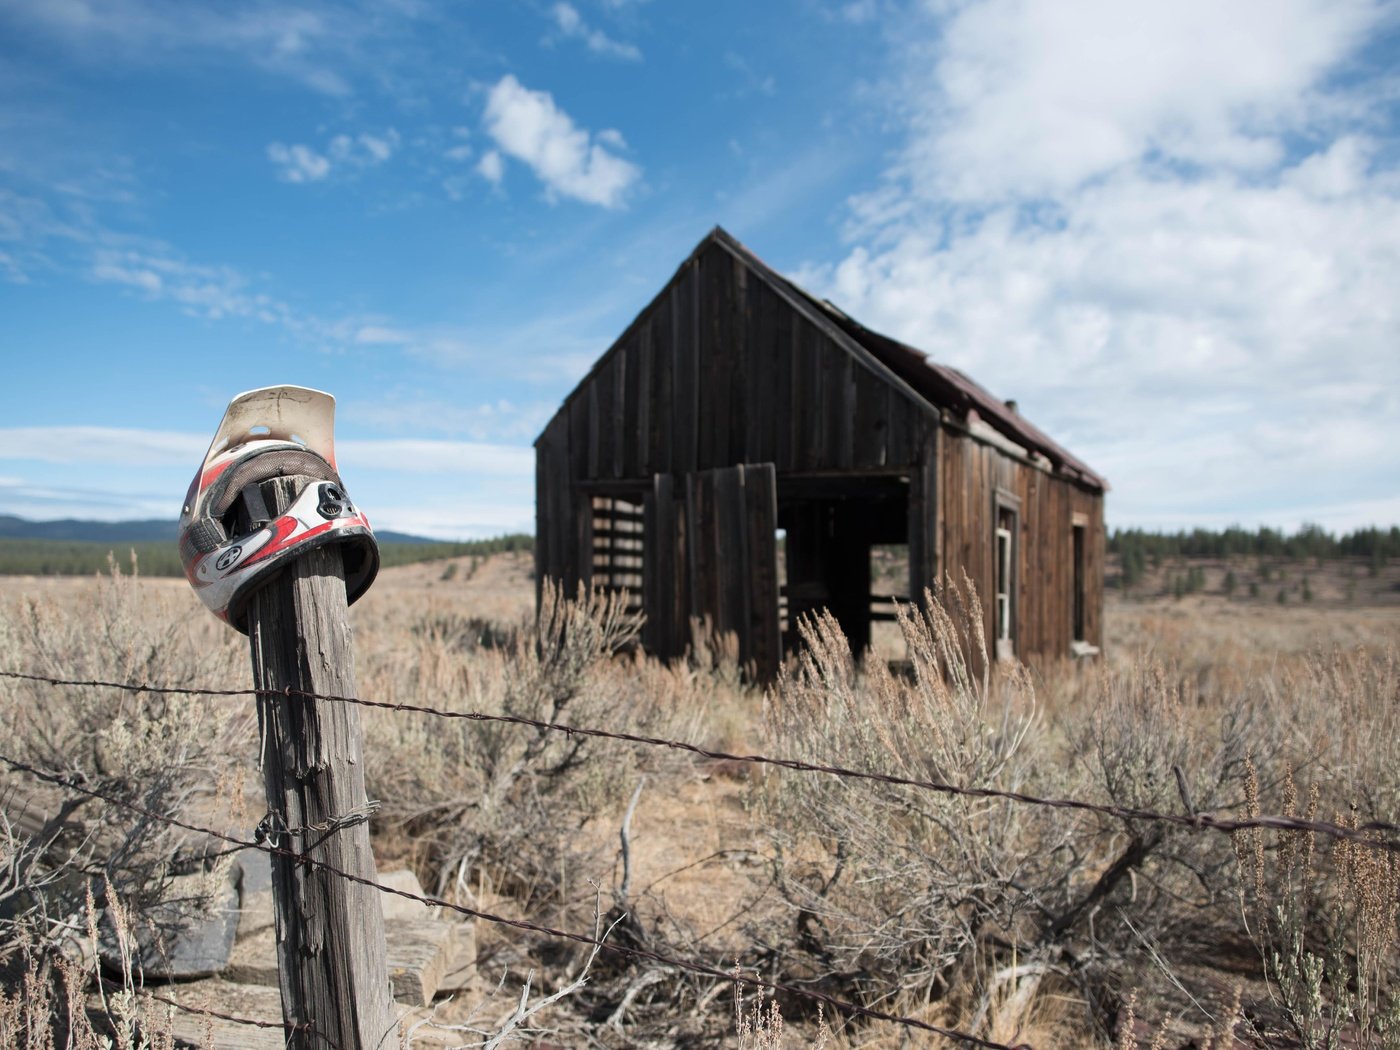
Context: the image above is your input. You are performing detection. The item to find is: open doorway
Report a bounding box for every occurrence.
[869,543,910,662]
[776,475,908,662]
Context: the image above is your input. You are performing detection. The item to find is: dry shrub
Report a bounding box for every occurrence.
[0,868,184,1049]
[0,558,248,1012]
[756,578,1071,1019]
[1235,761,1400,1048]
[752,578,1337,1043]
[361,581,716,914]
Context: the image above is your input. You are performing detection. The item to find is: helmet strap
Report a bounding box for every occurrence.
[238,482,273,530]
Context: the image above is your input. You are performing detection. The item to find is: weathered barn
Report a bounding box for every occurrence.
[534,227,1107,679]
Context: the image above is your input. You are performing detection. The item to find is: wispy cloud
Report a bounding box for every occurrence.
[338,438,533,477]
[547,2,642,61]
[342,396,556,442]
[722,51,776,97]
[268,129,399,183]
[481,75,641,207]
[0,429,537,537]
[476,150,505,185]
[0,0,375,95]
[88,246,305,324]
[267,142,332,182]
[0,475,179,521]
[0,427,205,465]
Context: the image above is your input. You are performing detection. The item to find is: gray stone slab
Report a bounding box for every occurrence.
[100,874,240,981]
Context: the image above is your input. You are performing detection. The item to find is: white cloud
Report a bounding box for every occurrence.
[548,2,642,61]
[897,0,1379,202]
[802,0,1400,531]
[481,74,640,208]
[267,142,331,182]
[0,427,205,465]
[476,149,504,185]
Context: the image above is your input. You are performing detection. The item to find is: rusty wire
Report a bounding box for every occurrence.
[2,668,1397,853]
[96,977,325,1042]
[1,750,1032,1050]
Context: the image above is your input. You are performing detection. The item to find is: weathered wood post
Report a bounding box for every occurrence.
[241,475,397,1050]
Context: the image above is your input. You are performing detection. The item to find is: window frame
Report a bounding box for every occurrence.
[1071,514,1088,644]
[992,489,1021,661]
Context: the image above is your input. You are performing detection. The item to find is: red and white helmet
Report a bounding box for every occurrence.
[178,386,379,632]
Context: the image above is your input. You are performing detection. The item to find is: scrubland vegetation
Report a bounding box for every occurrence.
[1,550,1397,1048]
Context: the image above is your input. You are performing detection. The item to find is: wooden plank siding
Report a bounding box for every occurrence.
[534,229,1106,676]
[937,429,1105,667]
[542,240,934,487]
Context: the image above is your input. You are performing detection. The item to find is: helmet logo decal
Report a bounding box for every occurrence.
[215,545,244,571]
[317,483,351,520]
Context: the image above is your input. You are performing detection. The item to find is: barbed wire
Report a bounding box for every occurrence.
[96,976,321,1041]
[3,669,1397,854]
[0,750,1031,1050]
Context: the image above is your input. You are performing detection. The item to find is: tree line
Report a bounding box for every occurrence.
[1110,523,1398,560]
[1112,524,1396,591]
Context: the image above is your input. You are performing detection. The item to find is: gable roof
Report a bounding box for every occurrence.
[706,227,1107,493]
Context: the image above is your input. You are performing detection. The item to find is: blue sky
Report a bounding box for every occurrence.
[2,0,1398,539]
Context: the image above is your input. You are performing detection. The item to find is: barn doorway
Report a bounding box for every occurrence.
[777,475,909,661]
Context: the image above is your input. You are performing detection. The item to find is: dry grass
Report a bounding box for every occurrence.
[0,553,1396,1048]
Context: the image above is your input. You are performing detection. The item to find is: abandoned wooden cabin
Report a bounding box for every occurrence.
[534,227,1107,680]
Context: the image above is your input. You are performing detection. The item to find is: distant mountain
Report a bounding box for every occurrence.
[0,515,179,543]
[0,515,440,545]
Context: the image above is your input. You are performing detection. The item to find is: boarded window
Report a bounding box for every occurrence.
[591,494,644,617]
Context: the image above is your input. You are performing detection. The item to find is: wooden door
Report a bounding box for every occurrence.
[686,463,781,682]
[645,463,780,681]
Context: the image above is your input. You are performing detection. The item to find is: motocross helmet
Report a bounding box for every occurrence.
[178,385,379,632]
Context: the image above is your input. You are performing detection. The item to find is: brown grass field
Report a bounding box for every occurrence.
[1,550,1397,1048]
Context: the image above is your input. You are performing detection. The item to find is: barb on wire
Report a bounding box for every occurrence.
[3,668,1398,854]
[255,799,380,852]
[0,750,1030,1050]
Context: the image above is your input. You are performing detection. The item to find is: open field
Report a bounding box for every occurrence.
[1,554,1397,1048]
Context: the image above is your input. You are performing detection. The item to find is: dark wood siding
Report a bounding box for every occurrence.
[938,428,1105,665]
[544,240,934,488]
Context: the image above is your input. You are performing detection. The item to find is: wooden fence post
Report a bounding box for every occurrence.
[242,475,396,1050]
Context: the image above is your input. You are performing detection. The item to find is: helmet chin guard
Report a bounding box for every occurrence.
[178,386,379,632]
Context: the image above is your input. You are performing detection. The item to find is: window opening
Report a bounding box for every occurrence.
[591,495,644,618]
[995,504,1017,660]
[1072,523,1086,643]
